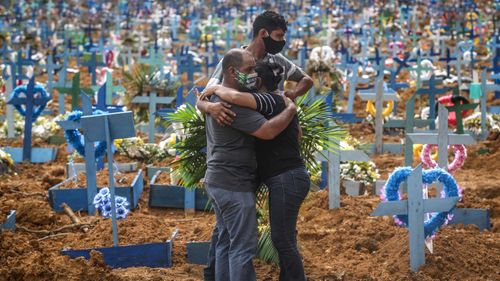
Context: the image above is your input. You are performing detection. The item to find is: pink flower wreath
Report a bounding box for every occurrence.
[420,144,467,174]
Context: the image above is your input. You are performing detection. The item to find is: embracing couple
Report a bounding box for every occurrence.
[196,11,314,281]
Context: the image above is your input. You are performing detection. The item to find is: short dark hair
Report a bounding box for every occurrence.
[222,49,244,74]
[255,61,282,91]
[252,10,288,38]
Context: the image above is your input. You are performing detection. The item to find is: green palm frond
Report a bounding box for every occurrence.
[166,104,207,189]
[257,225,279,264]
[165,92,346,265]
[296,93,346,175]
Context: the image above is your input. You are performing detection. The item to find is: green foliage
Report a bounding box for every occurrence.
[165,92,346,264]
[123,64,181,123]
[166,104,206,188]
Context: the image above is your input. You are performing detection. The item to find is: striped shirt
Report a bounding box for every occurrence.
[206,49,306,91]
[252,92,278,117]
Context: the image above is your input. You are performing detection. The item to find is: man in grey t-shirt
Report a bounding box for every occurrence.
[203,49,296,281]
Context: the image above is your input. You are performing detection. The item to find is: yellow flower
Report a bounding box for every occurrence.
[114,139,124,147]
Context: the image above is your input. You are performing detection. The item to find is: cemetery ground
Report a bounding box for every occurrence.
[0,100,498,280]
[1,3,500,279]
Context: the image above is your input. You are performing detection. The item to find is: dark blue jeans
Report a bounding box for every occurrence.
[204,184,258,281]
[204,167,309,281]
[265,166,310,281]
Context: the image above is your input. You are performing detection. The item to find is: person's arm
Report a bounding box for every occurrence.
[275,53,314,100]
[284,74,314,100]
[196,94,236,127]
[201,85,257,110]
[250,97,296,140]
[195,59,236,126]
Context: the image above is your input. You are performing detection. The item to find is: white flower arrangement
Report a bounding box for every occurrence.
[340,161,380,186]
[463,112,500,135]
[114,137,172,164]
[0,148,15,174]
[0,113,62,140]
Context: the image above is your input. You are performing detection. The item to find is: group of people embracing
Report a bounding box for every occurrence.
[196,10,315,281]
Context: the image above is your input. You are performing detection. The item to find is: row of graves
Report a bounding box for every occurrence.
[0,0,498,279]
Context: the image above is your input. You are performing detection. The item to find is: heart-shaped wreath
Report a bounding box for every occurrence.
[64,110,107,159]
[10,84,49,122]
[421,144,467,174]
[380,167,462,240]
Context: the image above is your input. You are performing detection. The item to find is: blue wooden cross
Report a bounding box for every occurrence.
[57,93,99,214]
[371,165,459,272]
[317,139,370,209]
[359,79,400,154]
[415,75,451,130]
[297,41,312,71]
[132,92,175,143]
[439,48,457,78]
[0,41,13,63]
[412,53,434,91]
[3,66,15,138]
[140,46,165,78]
[169,14,180,41]
[7,75,51,161]
[346,63,369,113]
[80,111,136,246]
[91,71,125,105]
[408,105,476,193]
[82,49,105,86]
[93,83,124,113]
[452,41,473,90]
[15,50,36,82]
[46,53,55,96]
[176,46,203,86]
[384,94,434,167]
[481,69,500,123]
[390,54,410,91]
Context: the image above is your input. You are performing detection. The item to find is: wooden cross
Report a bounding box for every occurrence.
[359,79,400,154]
[390,54,410,91]
[57,93,99,214]
[140,46,165,78]
[446,101,479,134]
[439,48,457,78]
[80,111,136,246]
[451,41,473,90]
[317,138,370,209]
[412,53,434,91]
[132,92,175,143]
[94,82,124,113]
[371,165,459,272]
[55,46,70,114]
[7,75,51,161]
[55,72,93,111]
[82,49,105,86]
[385,94,434,167]
[46,53,55,96]
[414,75,451,130]
[480,69,500,138]
[410,14,420,49]
[3,66,15,138]
[15,50,36,82]
[91,71,125,105]
[176,47,203,86]
[407,104,476,194]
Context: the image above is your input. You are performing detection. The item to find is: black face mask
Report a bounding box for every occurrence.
[263,35,286,55]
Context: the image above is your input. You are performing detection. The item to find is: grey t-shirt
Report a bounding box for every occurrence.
[204,95,267,192]
[206,50,306,90]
